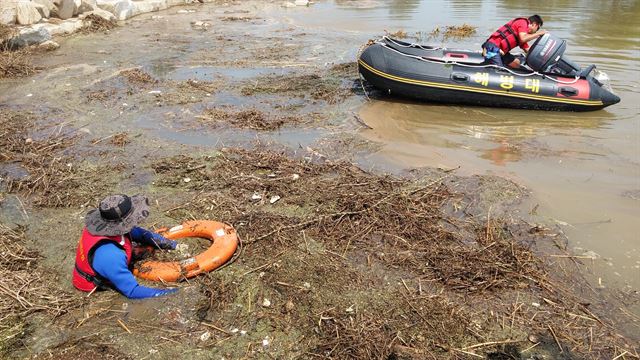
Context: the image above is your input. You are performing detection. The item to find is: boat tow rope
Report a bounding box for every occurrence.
[356,41,373,101]
[378,36,581,85]
[383,36,444,51]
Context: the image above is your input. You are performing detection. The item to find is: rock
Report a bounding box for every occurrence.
[294,0,308,5]
[34,0,56,12]
[33,18,83,35]
[37,39,60,50]
[97,0,134,20]
[190,20,210,28]
[130,0,168,17]
[32,3,50,18]
[56,0,75,19]
[78,0,96,13]
[84,7,114,21]
[0,0,19,24]
[49,5,58,17]
[72,0,82,15]
[0,8,16,25]
[8,27,51,48]
[55,18,83,34]
[16,1,42,25]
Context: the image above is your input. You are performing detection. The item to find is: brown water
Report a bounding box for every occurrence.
[282,0,640,291]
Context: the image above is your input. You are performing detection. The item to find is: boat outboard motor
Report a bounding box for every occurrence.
[526,34,586,76]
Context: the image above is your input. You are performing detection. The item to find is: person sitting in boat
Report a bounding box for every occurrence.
[72,194,179,299]
[482,15,546,69]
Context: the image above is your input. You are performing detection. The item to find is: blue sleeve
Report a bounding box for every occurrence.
[92,243,177,299]
[129,227,177,250]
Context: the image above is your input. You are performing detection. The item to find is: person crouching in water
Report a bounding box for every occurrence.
[482,15,546,69]
[72,194,178,299]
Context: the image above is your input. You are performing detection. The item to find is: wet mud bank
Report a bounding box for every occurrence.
[0,1,638,359]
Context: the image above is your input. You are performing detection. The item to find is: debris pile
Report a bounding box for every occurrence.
[197,107,306,131]
[0,223,80,354]
[145,147,638,359]
[0,109,119,207]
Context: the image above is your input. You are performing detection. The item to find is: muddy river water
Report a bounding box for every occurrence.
[1,0,638,305]
[281,0,640,292]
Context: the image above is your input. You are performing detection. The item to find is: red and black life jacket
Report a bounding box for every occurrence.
[72,227,133,292]
[487,17,529,52]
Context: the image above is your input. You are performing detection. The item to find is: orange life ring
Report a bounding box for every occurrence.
[133,220,238,282]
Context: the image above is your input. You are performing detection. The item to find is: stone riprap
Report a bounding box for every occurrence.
[1,0,206,49]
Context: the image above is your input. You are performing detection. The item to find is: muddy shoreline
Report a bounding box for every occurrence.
[1,1,638,359]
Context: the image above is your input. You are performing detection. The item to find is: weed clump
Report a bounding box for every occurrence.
[120,68,157,85]
[0,48,36,78]
[241,73,352,104]
[429,23,477,40]
[198,107,305,131]
[81,14,117,33]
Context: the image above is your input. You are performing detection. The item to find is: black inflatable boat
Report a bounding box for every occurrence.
[358,35,620,111]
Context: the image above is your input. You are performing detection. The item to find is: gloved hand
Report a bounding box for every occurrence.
[153,288,178,297]
[129,285,179,299]
[484,49,499,59]
[130,227,177,250]
[150,232,177,250]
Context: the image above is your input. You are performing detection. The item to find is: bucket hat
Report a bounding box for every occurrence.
[85,194,150,236]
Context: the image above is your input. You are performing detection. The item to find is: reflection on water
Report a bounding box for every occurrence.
[358,100,613,168]
[286,0,640,291]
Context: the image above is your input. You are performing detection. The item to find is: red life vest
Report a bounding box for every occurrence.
[487,17,529,53]
[72,227,133,292]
